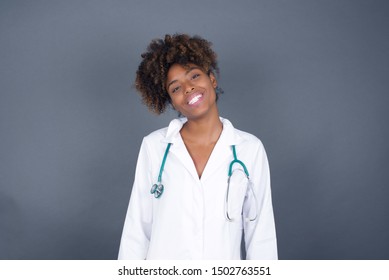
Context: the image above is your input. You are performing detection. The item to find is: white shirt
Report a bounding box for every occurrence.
[118,117,277,259]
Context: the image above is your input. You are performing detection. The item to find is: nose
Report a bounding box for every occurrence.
[185,86,195,94]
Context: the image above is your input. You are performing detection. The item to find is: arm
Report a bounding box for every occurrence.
[118,139,153,259]
[243,142,278,260]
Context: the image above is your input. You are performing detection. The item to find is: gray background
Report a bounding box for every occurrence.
[1,0,388,260]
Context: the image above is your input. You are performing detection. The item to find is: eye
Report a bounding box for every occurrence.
[171,86,181,94]
[191,73,200,80]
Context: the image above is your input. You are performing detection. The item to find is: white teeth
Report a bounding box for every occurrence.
[188,94,201,105]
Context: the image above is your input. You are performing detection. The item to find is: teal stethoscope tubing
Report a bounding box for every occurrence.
[226,145,258,222]
[150,144,258,222]
[150,143,172,198]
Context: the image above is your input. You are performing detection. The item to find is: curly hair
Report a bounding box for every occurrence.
[135,34,222,114]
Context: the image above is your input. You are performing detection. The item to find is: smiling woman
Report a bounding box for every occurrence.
[135,34,223,114]
[166,64,218,122]
[118,34,277,260]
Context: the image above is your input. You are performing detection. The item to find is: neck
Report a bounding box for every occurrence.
[181,114,223,144]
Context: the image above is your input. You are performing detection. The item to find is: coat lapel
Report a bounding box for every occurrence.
[160,117,244,183]
[169,135,201,182]
[161,118,200,182]
[200,118,243,182]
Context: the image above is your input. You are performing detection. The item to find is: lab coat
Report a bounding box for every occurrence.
[118,117,277,259]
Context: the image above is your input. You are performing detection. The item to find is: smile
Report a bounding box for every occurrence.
[187,94,203,105]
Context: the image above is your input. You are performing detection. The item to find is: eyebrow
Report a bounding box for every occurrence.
[166,66,202,90]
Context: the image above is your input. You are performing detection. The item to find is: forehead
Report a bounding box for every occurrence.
[166,63,204,81]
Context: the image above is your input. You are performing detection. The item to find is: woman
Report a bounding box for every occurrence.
[118,34,277,259]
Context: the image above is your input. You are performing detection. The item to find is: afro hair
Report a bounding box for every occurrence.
[135,34,222,114]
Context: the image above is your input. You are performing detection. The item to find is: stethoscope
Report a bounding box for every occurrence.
[150,143,258,222]
[150,143,172,199]
[226,145,258,222]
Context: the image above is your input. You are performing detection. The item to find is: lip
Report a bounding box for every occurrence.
[186,92,204,106]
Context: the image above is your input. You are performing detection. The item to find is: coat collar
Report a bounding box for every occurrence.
[161,117,244,145]
[160,117,244,182]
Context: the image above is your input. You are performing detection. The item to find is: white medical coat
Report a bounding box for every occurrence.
[118,117,277,259]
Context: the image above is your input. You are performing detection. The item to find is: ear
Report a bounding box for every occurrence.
[209,72,218,88]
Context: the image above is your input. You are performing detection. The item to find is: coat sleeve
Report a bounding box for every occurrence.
[118,139,153,259]
[243,141,278,260]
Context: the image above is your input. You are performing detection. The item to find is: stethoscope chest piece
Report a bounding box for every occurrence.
[151,183,164,198]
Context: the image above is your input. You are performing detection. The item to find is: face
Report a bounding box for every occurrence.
[166,63,218,120]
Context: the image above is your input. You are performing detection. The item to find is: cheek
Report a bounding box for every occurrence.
[168,96,181,110]
[209,87,217,101]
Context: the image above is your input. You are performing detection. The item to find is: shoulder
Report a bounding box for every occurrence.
[235,128,267,156]
[235,128,262,144]
[229,125,270,171]
[143,127,168,142]
[142,118,185,145]
[136,127,169,162]
[222,117,265,150]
